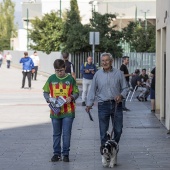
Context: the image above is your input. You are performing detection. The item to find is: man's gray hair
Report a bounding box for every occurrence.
[100,52,113,60]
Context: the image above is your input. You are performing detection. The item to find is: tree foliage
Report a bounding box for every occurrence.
[28,0,124,56]
[90,12,123,57]
[0,0,16,51]
[122,21,155,52]
[62,9,123,57]
[29,12,63,54]
[26,0,156,54]
[61,0,85,53]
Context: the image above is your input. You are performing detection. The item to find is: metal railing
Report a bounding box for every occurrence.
[71,52,156,78]
[5,50,155,79]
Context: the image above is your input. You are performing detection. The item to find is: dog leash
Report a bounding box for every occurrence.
[86,110,94,121]
[110,102,117,139]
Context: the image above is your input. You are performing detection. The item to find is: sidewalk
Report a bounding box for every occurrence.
[0,65,170,170]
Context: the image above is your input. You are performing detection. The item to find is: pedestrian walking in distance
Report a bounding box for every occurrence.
[19,52,34,89]
[80,56,97,106]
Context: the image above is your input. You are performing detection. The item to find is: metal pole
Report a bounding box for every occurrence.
[60,0,61,18]
[91,3,93,18]
[92,32,95,63]
[27,8,29,50]
[106,2,108,13]
[135,6,137,22]
[145,12,147,30]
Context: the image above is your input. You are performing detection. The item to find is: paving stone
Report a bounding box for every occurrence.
[0,66,170,170]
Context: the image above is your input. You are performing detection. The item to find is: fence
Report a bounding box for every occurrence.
[71,52,156,78]
[4,50,155,79]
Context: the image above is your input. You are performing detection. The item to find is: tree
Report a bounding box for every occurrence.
[29,11,63,54]
[61,0,84,53]
[89,12,123,57]
[29,0,124,56]
[0,0,16,51]
[147,25,156,52]
[122,21,156,52]
[62,10,123,57]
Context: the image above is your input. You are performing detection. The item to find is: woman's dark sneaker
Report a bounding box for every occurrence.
[51,155,61,162]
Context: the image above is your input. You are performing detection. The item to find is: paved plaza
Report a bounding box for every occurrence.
[0,64,170,170]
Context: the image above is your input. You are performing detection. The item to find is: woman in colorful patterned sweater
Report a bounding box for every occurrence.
[43,59,79,162]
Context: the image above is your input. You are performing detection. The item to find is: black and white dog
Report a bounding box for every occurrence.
[100,132,119,168]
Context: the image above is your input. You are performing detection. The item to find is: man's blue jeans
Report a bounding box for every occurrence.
[98,100,123,145]
[51,117,74,156]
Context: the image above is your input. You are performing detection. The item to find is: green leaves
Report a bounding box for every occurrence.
[122,21,155,52]
[0,0,16,50]
[29,0,155,55]
[29,12,63,54]
[89,12,123,57]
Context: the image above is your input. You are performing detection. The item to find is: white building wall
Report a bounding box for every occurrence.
[156,0,170,130]
[41,0,92,24]
[18,29,27,51]
[96,0,156,30]
[165,25,170,130]
[4,50,62,75]
[97,0,156,19]
[156,0,170,29]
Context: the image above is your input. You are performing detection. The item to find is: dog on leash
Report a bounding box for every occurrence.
[100,132,119,168]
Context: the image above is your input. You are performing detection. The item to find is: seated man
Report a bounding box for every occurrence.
[131,69,149,102]
[139,69,150,101]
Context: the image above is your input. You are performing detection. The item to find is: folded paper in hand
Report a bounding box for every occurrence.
[49,96,66,114]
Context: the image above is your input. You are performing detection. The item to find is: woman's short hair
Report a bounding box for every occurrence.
[53,59,65,69]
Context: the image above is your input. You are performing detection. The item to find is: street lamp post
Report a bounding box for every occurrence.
[89,0,98,62]
[27,8,29,50]
[89,0,98,18]
[89,1,94,19]
[60,0,61,18]
[141,10,150,30]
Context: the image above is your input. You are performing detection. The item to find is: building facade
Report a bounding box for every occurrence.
[156,0,170,130]
[96,0,156,30]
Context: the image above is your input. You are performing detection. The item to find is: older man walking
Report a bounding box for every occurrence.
[86,53,128,145]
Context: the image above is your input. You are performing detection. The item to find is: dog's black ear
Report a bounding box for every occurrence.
[100,145,104,155]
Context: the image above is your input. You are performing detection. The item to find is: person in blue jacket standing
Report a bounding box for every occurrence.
[80,56,97,106]
[20,52,34,89]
